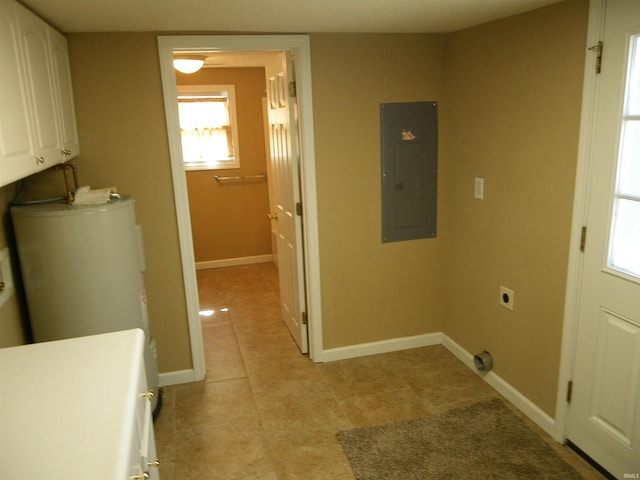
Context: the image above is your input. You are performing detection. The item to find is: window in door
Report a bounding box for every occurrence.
[177,84,240,170]
[608,34,640,278]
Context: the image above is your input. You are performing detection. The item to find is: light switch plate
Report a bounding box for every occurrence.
[474,177,484,200]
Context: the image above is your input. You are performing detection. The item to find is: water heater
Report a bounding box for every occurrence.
[11,196,160,409]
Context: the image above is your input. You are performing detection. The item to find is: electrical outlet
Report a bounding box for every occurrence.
[499,286,514,311]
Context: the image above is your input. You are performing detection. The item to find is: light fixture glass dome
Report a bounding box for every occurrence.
[173,56,206,74]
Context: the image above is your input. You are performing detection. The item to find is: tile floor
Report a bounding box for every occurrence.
[153,262,604,480]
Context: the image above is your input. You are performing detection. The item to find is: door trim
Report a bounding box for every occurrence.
[555,0,606,443]
[157,35,324,381]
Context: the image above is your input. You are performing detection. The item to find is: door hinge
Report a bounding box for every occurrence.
[566,380,573,403]
[289,81,297,98]
[588,41,603,74]
[580,226,587,252]
[296,201,303,216]
[301,311,308,325]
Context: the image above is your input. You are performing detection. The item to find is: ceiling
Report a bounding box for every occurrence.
[19,0,564,34]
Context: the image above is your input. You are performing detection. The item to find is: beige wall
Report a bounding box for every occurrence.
[442,0,588,415]
[0,0,590,418]
[0,183,28,347]
[62,33,192,372]
[310,33,448,347]
[180,68,271,263]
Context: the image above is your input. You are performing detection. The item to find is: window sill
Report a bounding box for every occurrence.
[184,161,240,171]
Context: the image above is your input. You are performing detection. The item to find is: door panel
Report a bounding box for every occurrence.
[266,52,308,353]
[568,1,640,477]
[588,309,640,446]
[16,3,60,166]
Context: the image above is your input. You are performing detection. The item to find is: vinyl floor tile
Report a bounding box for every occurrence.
[254,381,352,433]
[244,352,324,393]
[318,355,409,401]
[203,343,247,382]
[338,386,434,428]
[174,378,259,431]
[399,358,500,410]
[174,418,275,480]
[236,330,302,359]
[201,321,237,349]
[265,424,357,480]
[382,344,456,370]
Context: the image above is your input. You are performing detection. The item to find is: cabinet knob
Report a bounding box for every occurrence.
[62,149,71,156]
[130,472,150,480]
[140,390,154,399]
[35,156,45,165]
[148,459,160,468]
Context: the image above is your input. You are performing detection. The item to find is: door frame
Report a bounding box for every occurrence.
[157,35,324,382]
[554,0,606,442]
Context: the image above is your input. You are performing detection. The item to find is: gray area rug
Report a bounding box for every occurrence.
[337,399,581,479]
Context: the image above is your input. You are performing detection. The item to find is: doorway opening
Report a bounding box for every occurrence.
[158,35,324,384]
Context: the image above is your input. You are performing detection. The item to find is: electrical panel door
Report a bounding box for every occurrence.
[381,102,437,243]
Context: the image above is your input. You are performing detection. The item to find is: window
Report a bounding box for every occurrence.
[608,34,640,278]
[177,84,240,170]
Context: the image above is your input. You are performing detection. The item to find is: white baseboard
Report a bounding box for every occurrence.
[195,254,273,270]
[158,369,198,387]
[322,332,443,362]
[440,334,558,440]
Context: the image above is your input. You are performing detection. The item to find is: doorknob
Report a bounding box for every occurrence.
[267,212,278,221]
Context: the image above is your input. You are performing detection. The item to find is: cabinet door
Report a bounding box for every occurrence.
[134,361,160,480]
[48,26,79,159]
[15,2,62,168]
[0,0,37,186]
[144,419,160,480]
[128,416,145,480]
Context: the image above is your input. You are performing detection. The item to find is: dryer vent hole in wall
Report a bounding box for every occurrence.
[499,286,514,311]
[474,351,494,372]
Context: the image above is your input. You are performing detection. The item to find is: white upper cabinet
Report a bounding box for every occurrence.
[15,2,60,168]
[48,26,80,159]
[0,0,37,186]
[0,0,79,187]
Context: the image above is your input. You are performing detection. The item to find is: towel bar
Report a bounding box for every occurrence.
[214,174,267,183]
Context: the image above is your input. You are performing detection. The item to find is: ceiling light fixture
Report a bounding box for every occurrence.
[173,55,206,74]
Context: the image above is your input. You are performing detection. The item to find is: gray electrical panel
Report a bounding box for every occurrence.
[381,102,437,243]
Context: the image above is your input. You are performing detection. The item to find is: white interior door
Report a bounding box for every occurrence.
[265,51,308,353]
[262,97,278,265]
[568,1,640,477]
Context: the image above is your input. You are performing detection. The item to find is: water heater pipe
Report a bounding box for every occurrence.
[52,163,79,203]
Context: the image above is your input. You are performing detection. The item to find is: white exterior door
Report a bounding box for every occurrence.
[567,1,640,477]
[265,52,308,353]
